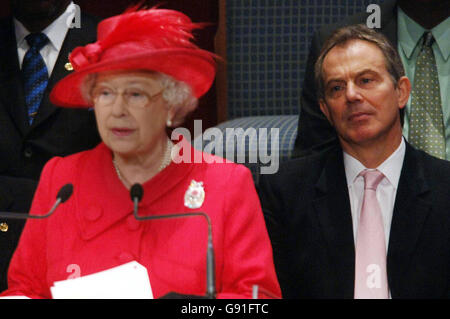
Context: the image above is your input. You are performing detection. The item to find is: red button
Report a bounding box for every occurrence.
[85,205,103,222]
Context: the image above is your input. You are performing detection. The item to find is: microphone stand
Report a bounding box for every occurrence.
[0,184,73,220]
[132,191,216,299]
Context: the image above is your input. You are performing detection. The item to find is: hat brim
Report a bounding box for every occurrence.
[50,48,216,108]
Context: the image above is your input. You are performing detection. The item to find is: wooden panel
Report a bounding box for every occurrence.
[215,0,227,123]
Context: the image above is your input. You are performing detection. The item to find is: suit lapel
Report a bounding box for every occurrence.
[0,18,28,136]
[313,148,355,298]
[387,143,431,296]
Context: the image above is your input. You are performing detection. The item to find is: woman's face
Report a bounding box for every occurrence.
[92,70,169,158]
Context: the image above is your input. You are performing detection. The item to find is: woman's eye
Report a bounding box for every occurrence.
[127,92,147,102]
[94,87,111,95]
[93,88,113,99]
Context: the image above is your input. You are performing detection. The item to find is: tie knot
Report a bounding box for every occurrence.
[422,32,434,48]
[359,169,384,190]
[25,33,49,51]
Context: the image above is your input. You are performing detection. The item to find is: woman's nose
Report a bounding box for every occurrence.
[111,93,127,116]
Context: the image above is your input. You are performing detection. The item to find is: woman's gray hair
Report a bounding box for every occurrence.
[159,73,198,111]
[81,70,198,111]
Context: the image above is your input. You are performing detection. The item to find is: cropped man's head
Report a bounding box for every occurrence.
[11,0,71,31]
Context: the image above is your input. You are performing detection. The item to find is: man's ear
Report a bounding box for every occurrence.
[319,99,333,126]
[396,76,411,110]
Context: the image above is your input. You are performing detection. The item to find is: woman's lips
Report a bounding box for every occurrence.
[111,128,135,137]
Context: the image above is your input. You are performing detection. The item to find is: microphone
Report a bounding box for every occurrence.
[130,183,216,299]
[0,183,73,219]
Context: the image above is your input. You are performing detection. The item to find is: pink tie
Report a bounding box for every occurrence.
[354,169,389,299]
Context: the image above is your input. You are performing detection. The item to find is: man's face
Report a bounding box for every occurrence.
[319,39,410,150]
[11,0,70,25]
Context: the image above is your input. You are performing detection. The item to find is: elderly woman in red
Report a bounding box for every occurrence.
[1,7,281,299]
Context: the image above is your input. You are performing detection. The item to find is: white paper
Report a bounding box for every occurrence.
[50,261,153,299]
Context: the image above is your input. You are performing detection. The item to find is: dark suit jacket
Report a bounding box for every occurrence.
[0,11,101,292]
[258,142,450,298]
[294,0,398,157]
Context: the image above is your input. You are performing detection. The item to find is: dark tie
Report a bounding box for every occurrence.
[408,32,445,159]
[22,33,49,125]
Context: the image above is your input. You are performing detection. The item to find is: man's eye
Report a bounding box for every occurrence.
[330,85,342,92]
[361,78,372,84]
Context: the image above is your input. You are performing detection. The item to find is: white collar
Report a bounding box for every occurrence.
[343,137,406,188]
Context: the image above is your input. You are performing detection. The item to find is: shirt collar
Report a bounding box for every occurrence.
[398,7,450,61]
[432,16,450,61]
[397,7,426,59]
[344,137,406,188]
[14,1,76,51]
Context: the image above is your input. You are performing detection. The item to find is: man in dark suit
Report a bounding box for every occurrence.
[0,0,100,291]
[259,24,450,298]
[294,0,450,158]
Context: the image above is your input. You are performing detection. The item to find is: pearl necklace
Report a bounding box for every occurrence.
[113,139,173,186]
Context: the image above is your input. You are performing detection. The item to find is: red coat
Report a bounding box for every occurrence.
[1,141,281,299]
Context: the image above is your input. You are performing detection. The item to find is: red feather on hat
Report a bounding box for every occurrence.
[99,5,201,51]
[54,5,217,107]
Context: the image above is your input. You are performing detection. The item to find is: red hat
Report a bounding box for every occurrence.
[50,7,217,108]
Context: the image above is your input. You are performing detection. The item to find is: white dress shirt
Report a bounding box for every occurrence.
[14,2,76,76]
[344,138,406,251]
